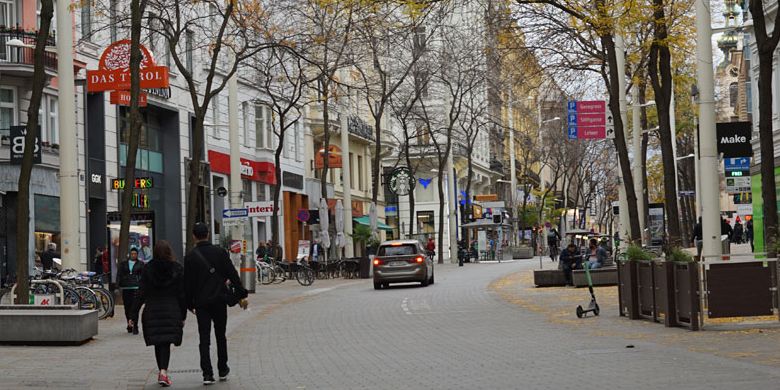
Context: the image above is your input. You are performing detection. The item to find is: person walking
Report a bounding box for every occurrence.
[185,223,242,385]
[118,247,145,334]
[547,227,561,262]
[692,217,703,258]
[733,220,744,244]
[425,237,436,259]
[746,219,754,252]
[40,243,59,272]
[92,247,104,274]
[134,241,186,387]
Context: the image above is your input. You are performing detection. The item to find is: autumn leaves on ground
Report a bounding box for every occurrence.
[490,270,780,368]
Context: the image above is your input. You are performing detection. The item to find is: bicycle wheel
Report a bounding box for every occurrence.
[74,286,99,311]
[296,267,314,286]
[272,266,286,283]
[264,267,276,285]
[91,287,114,319]
[62,286,81,306]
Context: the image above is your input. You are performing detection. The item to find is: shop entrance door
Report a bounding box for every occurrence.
[107,212,155,283]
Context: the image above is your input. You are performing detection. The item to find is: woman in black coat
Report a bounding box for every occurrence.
[134,240,186,387]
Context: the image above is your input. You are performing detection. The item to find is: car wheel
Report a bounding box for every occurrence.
[374,280,382,290]
[430,272,435,285]
[421,274,430,287]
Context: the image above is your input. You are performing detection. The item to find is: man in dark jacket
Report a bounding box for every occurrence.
[184,222,241,385]
[560,243,581,286]
[40,243,60,272]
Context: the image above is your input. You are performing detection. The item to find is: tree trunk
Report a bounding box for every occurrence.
[647,0,681,249]
[372,107,383,203]
[186,114,205,250]
[758,52,778,257]
[436,166,445,264]
[320,77,331,201]
[118,0,147,263]
[271,118,286,247]
[601,33,641,242]
[14,0,52,303]
[404,137,415,237]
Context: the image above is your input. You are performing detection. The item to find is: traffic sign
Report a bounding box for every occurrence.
[566,100,608,139]
[223,208,249,218]
[297,209,310,223]
[724,157,750,178]
[725,177,751,194]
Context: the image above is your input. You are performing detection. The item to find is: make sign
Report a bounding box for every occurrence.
[87,40,169,106]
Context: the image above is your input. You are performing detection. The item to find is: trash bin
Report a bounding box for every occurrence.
[359,257,371,279]
[721,236,731,255]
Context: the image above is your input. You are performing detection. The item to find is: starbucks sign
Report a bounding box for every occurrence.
[387,167,415,196]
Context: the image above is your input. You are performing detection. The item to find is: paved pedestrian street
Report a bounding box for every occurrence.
[2,260,780,389]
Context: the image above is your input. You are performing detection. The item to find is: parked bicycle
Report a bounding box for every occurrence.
[294,260,315,286]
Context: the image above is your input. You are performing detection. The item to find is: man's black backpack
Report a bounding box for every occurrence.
[192,249,248,307]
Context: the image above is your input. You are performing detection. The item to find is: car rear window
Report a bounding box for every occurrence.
[378,244,417,256]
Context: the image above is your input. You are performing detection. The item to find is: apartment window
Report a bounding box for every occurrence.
[254,104,272,149]
[357,155,364,191]
[185,30,194,73]
[47,95,57,144]
[0,0,16,28]
[294,122,302,162]
[256,182,267,201]
[412,26,426,57]
[416,122,429,145]
[241,101,249,146]
[242,179,252,202]
[211,93,221,137]
[0,87,15,137]
[349,152,355,189]
[81,0,92,39]
[729,82,738,108]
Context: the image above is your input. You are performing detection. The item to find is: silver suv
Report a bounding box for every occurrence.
[372,240,434,290]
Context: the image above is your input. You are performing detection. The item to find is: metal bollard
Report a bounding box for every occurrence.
[239,254,256,293]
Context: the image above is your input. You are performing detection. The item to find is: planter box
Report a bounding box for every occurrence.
[673,262,700,330]
[572,267,618,287]
[533,269,567,287]
[617,260,639,319]
[637,261,656,320]
[511,246,533,259]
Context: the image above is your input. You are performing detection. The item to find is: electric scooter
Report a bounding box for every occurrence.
[576,263,600,318]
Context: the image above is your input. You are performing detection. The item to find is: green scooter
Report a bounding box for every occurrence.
[576,264,600,318]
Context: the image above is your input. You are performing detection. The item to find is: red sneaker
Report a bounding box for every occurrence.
[158,373,172,387]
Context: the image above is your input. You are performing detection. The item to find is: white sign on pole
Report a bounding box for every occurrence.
[725,177,751,194]
[297,240,311,261]
[245,201,275,217]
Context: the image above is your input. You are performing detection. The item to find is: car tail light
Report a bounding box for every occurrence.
[415,256,424,263]
[373,258,383,266]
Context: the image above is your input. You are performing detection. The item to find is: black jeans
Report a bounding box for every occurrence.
[121,289,138,323]
[155,343,171,370]
[196,303,228,376]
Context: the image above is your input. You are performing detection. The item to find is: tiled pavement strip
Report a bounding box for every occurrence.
[2,256,780,389]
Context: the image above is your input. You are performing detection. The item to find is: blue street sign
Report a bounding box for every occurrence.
[567,113,577,125]
[568,126,578,140]
[724,157,750,170]
[222,208,249,218]
[567,101,577,111]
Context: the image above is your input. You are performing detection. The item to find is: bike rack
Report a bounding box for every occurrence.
[9,279,65,305]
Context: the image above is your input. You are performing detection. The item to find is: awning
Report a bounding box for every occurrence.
[353,216,393,231]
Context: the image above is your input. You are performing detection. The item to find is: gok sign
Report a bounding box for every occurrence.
[87,40,170,106]
[10,125,42,165]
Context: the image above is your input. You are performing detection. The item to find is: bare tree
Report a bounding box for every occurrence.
[13,0,53,303]
[116,0,148,275]
[147,0,276,249]
[252,46,313,247]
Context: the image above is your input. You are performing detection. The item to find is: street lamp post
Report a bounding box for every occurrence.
[694,0,723,260]
[56,0,80,270]
[630,87,656,245]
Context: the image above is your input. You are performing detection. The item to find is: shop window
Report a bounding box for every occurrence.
[417,210,435,234]
[37,94,57,145]
[242,101,249,146]
[34,194,60,233]
[185,29,194,73]
[211,93,221,137]
[357,155,364,190]
[0,87,15,137]
[256,182,267,201]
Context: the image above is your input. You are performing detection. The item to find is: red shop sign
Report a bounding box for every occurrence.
[208,150,277,185]
[87,40,170,93]
[110,91,148,107]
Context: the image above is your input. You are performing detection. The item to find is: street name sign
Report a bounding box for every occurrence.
[223,208,249,219]
[567,100,609,140]
[724,157,750,178]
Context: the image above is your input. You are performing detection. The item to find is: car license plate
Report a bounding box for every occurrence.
[389,261,406,266]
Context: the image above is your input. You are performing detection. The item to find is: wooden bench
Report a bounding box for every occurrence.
[533,269,567,287]
[572,267,618,287]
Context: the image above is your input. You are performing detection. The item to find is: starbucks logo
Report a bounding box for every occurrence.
[388,167,415,196]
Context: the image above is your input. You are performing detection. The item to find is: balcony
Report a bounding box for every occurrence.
[347,116,375,142]
[0,28,58,77]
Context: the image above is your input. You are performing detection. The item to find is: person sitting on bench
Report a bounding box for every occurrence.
[586,239,608,270]
[560,243,581,286]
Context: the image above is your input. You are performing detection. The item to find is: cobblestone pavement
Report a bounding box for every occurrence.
[2,260,780,389]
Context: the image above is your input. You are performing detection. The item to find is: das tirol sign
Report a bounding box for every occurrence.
[86,40,170,106]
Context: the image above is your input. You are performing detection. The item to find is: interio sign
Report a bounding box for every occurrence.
[87,40,170,106]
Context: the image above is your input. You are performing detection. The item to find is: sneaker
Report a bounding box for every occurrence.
[219,367,230,381]
[132,326,139,335]
[203,375,216,385]
[158,373,172,387]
